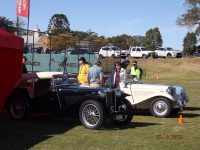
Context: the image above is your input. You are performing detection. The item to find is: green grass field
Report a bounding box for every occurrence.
[0,58,200,150]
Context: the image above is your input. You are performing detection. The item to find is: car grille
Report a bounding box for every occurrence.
[177,53,182,56]
[106,91,116,112]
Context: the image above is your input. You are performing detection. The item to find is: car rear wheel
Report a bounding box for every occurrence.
[79,100,104,130]
[167,53,172,58]
[8,94,29,119]
[142,54,147,59]
[111,100,133,126]
[150,97,171,118]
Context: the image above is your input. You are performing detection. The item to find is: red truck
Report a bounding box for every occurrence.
[0,29,23,113]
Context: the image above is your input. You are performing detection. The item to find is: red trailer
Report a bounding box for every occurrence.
[0,29,23,113]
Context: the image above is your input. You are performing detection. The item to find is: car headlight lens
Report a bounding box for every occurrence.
[166,86,176,96]
[98,90,106,98]
[115,88,122,97]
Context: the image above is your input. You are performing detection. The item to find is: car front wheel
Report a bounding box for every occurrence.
[111,100,133,126]
[79,100,104,130]
[99,54,103,59]
[150,97,171,118]
[8,94,29,119]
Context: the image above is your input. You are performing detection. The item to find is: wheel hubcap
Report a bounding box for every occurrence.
[82,104,100,127]
[153,100,168,116]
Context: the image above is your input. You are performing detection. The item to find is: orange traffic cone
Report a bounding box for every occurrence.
[178,114,183,125]
[156,75,160,81]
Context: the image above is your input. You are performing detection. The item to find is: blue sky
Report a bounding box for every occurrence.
[0,0,194,49]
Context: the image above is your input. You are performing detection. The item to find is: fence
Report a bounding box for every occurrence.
[18,28,126,74]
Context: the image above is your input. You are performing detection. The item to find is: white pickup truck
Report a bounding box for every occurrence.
[155,47,182,58]
[129,46,158,59]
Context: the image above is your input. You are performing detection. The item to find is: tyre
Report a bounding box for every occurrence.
[111,54,115,58]
[79,100,104,130]
[8,94,29,119]
[99,54,103,59]
[111,100,133,126]
[142,54,147,59]
[167,53,172,58]
[150,97,171,118]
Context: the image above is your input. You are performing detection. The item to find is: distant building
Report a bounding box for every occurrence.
[22,26,43,47]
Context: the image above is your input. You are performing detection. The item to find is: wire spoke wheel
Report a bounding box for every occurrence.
[82,104,100,127]
[150,98,171,118]
[153,100,168,116]
[9,96,27,119]
[79,100,104,129]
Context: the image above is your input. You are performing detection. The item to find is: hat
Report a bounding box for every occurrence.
[79,57,86,62]
[132,60,137,65]
[123,60,130,65]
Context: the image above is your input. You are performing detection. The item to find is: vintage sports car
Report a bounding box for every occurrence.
[4,72,133,129]
[119,81,189,118]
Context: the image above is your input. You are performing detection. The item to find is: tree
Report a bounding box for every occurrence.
[48,14,70,34]
[144,27,163,50]
[183,32,197,55]
[15,17,26,35]
[176,0,200,36]
[0,16,15,33]
[72,30,98,41]
[128,36,145,47]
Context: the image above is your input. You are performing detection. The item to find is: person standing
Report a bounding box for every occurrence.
[23,56,28,74]
[111,62,126,86]
[87,61,103,87]
[78,57,90,84]
[131,61,142,81]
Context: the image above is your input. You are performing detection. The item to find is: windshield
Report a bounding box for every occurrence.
[157,48,165,51]
[166,47,173,51]
[111,47,122,51]
[141,48,149,51]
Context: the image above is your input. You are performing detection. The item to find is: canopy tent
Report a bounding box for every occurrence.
[0,29,24,112]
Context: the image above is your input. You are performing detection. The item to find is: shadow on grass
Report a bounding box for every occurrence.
[0,113,79,150]
[170,112,200,118]
[185,107,200,111]
[103,121,162,130]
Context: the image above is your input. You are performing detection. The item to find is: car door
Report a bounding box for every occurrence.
[130,48,137,57]
[136,48,142,57]
[31,79,61,113]
[56,85,82,108]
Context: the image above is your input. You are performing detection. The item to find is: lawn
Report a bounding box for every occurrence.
[0,58,200,150]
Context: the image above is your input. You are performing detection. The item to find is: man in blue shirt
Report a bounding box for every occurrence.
[87,61,103,87]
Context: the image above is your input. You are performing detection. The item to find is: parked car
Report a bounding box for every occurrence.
[5,72,133,130]
[129,46,158,59]
[99,46,127,59]
[155,47,182,58]
[70,48,94,55]
[119,80,189,118]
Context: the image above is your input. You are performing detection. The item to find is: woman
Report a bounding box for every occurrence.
[111,62,126,86]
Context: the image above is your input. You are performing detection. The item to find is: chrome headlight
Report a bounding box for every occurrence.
[98,90,106,98]
[166,86,176,96]
[115,88,122,97]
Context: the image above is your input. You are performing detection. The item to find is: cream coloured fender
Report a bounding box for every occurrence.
[119,82,175,106]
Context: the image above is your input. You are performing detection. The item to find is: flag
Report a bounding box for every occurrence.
[16,0,29,17]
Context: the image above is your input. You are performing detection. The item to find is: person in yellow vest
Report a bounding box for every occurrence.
[78,57,90,84]
[131,60,142,82]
